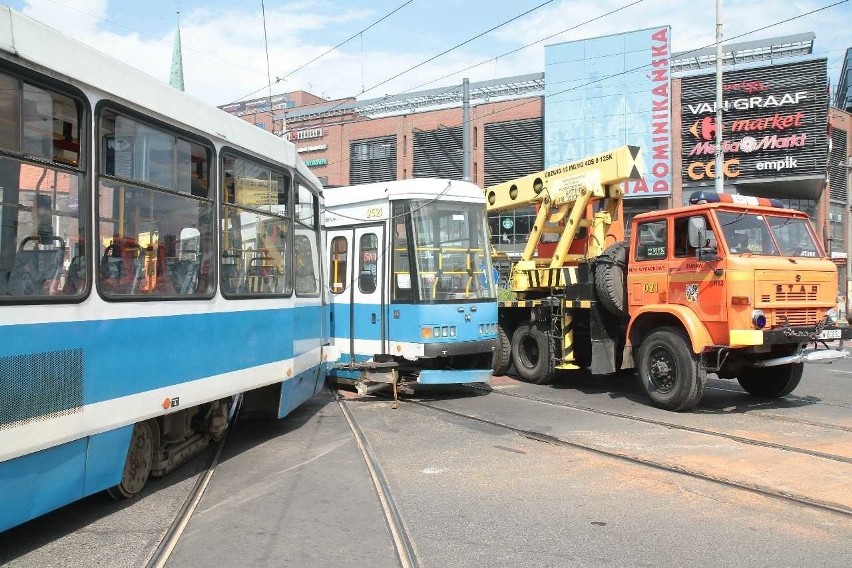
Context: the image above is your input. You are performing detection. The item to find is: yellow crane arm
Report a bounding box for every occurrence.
[484,146,645,291]
[484,145,644,213]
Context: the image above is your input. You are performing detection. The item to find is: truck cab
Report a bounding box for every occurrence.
[626,192,849,410]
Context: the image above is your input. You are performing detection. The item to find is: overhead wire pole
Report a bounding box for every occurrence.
[715,0,724,193]
[846,156,852,322]
[462,78,470,181]
[260,0,277,132]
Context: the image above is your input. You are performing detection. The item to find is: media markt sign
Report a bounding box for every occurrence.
[304,158,328,168]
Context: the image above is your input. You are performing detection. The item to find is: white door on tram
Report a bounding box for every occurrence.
[352,225,385,360]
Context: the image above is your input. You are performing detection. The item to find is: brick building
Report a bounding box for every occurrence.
[220,33,850,274]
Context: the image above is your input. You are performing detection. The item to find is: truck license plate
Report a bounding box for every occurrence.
[818,329,841,340]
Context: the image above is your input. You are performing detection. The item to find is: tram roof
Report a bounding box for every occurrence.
[324,178,486,208]
[0,6,321,192]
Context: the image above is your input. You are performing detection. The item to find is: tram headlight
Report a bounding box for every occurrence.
[752,310,767,329]
[450,326,457,337]
[479,324,485,334]
[433,326,440,337]
[421,327,432,339]
[826,307,840,324]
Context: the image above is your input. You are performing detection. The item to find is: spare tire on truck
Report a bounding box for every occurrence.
[594,241,628,319]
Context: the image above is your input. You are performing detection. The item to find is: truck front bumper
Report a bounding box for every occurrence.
[729,325,852,347]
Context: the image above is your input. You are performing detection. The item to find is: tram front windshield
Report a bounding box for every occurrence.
[397,200,496,303]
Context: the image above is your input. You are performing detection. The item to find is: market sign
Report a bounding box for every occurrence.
[304,158,328,167]
[680,59,828,187]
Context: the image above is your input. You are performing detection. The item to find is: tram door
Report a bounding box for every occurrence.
[327,225,385,365]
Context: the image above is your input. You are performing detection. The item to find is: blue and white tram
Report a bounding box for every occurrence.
[324,179,497,391]
[0,7,332,532]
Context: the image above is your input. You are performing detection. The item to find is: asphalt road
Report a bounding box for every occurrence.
[2,359,850,567]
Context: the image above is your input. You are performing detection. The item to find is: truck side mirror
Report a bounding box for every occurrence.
[687,216,706,248]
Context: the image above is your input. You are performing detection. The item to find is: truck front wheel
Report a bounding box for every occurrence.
[511,321,556,385]
[737,363,803,398]
[637,327,706,411]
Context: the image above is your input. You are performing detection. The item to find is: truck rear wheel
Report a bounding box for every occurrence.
[511,321,556,385]
[492,324,512,375]
[594,241,628,319]
[737,363,803,398]
[637,327,706,411]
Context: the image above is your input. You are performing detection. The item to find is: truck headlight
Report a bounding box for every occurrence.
[826,308,840,324]
[752,310,767,329]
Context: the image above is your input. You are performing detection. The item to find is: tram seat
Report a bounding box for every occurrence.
[167,258,200,295]
[6,236,65,296]
[62,255,86,295]
[247,255,277,293]
[99,238,143,295]
[221,252,244,294]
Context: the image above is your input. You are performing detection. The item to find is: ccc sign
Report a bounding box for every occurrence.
[687,159,741,180]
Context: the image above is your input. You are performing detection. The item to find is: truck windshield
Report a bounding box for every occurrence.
[715,211,821,258]
[766,216,823,258]
[408,200,496,303]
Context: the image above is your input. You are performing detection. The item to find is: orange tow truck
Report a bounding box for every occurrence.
[488,146,849,411]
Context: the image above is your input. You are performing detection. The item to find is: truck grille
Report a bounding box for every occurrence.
[761,285,819,303]
[773,309,819,327]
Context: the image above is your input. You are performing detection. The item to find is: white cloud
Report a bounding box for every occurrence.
[14,0,851,107]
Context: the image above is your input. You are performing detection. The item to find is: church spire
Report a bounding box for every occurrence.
[169,10,185,91]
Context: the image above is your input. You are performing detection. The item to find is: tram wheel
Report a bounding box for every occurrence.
[108,420,156,500]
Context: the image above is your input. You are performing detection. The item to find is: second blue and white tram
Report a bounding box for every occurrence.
[324,179,497,392]
[0,7,332,532]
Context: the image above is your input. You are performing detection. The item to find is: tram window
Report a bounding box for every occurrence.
[97,181,215,297]
[221,154,292,297]
[0,72,82,166]
[100,111,211,197]
[296,183,316,228]
[359,233,378,294]
[329,236,348,294]
[0,158,86,299]
[295,231,319,296]
[391,201,414,302]
[0,70,86,302]
[97,110,215,299]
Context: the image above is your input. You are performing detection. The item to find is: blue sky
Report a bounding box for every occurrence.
[7,0,851,106]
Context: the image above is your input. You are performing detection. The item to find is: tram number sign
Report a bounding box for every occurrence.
[643,282,658,293]
[162,396,180,410]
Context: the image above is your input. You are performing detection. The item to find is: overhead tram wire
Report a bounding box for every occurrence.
[260,0,274,124]
[292,0,558,123]
[465,0,852,129]
[229,0,417,104]
[283,0,849,176]
[398,0,646,96]
[350,0,556,99]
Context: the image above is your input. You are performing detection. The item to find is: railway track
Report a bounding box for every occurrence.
[490,374,852,433]
[144,396,242,568]
[334,390,420,568]
[465,384,852,464]
[402,396,852,519]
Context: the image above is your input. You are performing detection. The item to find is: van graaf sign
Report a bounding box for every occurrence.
[680,59,828,184]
